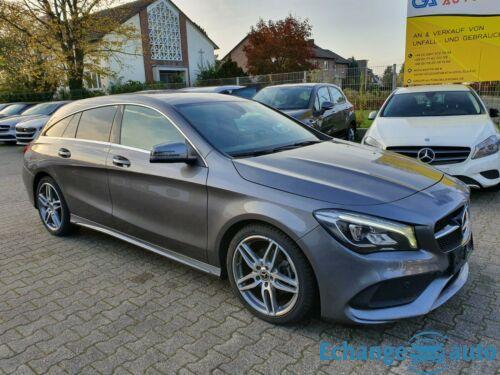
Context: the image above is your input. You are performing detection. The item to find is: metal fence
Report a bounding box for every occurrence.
[196,65,500,110]
[1,64,499,123]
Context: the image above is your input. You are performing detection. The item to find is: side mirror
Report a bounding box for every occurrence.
[489,108,499,118]
[319,101,334,115]
[150,142,198,164]
[368,111,378,120]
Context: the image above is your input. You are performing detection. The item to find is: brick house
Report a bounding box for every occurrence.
[222,36,349,78]
[88,0,218,89]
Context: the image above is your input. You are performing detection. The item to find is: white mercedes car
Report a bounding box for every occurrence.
[362,85,499,189]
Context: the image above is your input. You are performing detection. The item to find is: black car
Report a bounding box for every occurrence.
[254,83,357,141]
[179,85,259,99]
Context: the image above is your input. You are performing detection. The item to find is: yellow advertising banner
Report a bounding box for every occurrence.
[404,0,500,86]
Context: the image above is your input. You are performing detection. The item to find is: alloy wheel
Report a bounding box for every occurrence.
[38,182,63,231]
[232,235,299,317]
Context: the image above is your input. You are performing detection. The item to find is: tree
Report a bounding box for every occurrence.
[217,58,246,78]
[0,0,138,91]
[344,57,360,91]
[381,66,393,89]
[196,58,247,82]
[0,24,60,93]
[244,15,314,75]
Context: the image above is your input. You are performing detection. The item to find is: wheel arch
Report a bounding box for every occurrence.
[217,217,321,317]
[216,217,320,310]
[32,171,53,208]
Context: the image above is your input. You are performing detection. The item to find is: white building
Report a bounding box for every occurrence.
[90,0,218,89]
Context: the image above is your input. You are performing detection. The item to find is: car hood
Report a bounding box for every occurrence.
[15,116,49,129]
[232,141,444,206]
[0,114,44,126]
[372,115,492,146]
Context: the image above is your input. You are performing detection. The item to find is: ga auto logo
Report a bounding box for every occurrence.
[412,0,438,8]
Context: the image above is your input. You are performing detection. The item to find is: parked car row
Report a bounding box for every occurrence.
[5,81,498,324]
[0,101,70,144]
[1,83,498,191]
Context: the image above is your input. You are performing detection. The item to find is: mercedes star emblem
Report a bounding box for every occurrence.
[417,148,435,163]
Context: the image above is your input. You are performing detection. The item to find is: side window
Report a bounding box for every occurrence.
[329,87,346,104]
[76,106,117,142]
[44,116,73,137]
[62,113,81,138]
[316,87,331,110]
[120,105,184,150]
[313,95,321,112]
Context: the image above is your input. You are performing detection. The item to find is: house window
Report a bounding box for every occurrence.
[148,0,182,61]
[158,69,185,84]
[323,61,329,70]
[87,72,102,90]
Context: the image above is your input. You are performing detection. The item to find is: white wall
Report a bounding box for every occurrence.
[186,21,216,85]
[100,14,146,88]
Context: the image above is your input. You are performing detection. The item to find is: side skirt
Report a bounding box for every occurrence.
[70,214,221,277]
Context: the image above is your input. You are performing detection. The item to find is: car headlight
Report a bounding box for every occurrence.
[314,210,417,254]
[363,136,382,149]
[471,135,499,159]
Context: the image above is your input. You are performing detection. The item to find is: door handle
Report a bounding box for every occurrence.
[58,148,71,158]
[112,155,131,167]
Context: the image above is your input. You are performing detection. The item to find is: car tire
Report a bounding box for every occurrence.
[227,224,317,324]
[347,123,357,142]
[36,176,74,236]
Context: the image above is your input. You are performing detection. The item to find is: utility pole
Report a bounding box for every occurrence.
[392,64,398,90]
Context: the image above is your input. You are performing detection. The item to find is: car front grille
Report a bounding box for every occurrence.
[0,125,10,133]
[434,205,470,252]
[16,128,37,141]
[386,146,471,165]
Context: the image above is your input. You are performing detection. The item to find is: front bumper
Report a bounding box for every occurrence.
[433,152,500,188]
[16,128,39,145]
[299,222,470,324]
[0,127,16,141]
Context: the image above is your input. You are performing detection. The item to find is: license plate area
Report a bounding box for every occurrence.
[447,238,473,275]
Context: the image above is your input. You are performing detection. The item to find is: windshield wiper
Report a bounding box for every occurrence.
[270,140,323,152]
[231,140,322,158]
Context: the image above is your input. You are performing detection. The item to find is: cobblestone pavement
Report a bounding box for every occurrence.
[0,145,498,375]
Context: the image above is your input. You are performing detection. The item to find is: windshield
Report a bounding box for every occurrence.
[0,104,27,116]
[22,102,62,116]
[253,86,313,110]
[382,91,484,117]
[175,101,320,157]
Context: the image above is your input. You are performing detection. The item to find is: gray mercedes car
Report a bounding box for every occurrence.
[23,93,472,324]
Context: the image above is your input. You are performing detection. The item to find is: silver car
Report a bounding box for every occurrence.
[14,101,71,144]
[23,93,472,324]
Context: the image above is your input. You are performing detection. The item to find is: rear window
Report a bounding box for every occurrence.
[44,116,73,137]
[231,87,258,99]
[254,86,313,110]
[44,114,81,138]
[382,91,484,117]
[76,106,117,142]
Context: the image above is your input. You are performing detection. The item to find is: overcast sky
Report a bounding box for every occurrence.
[174,0,408,69]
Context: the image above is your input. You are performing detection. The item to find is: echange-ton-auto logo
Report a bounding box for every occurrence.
[412,0,437,8]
